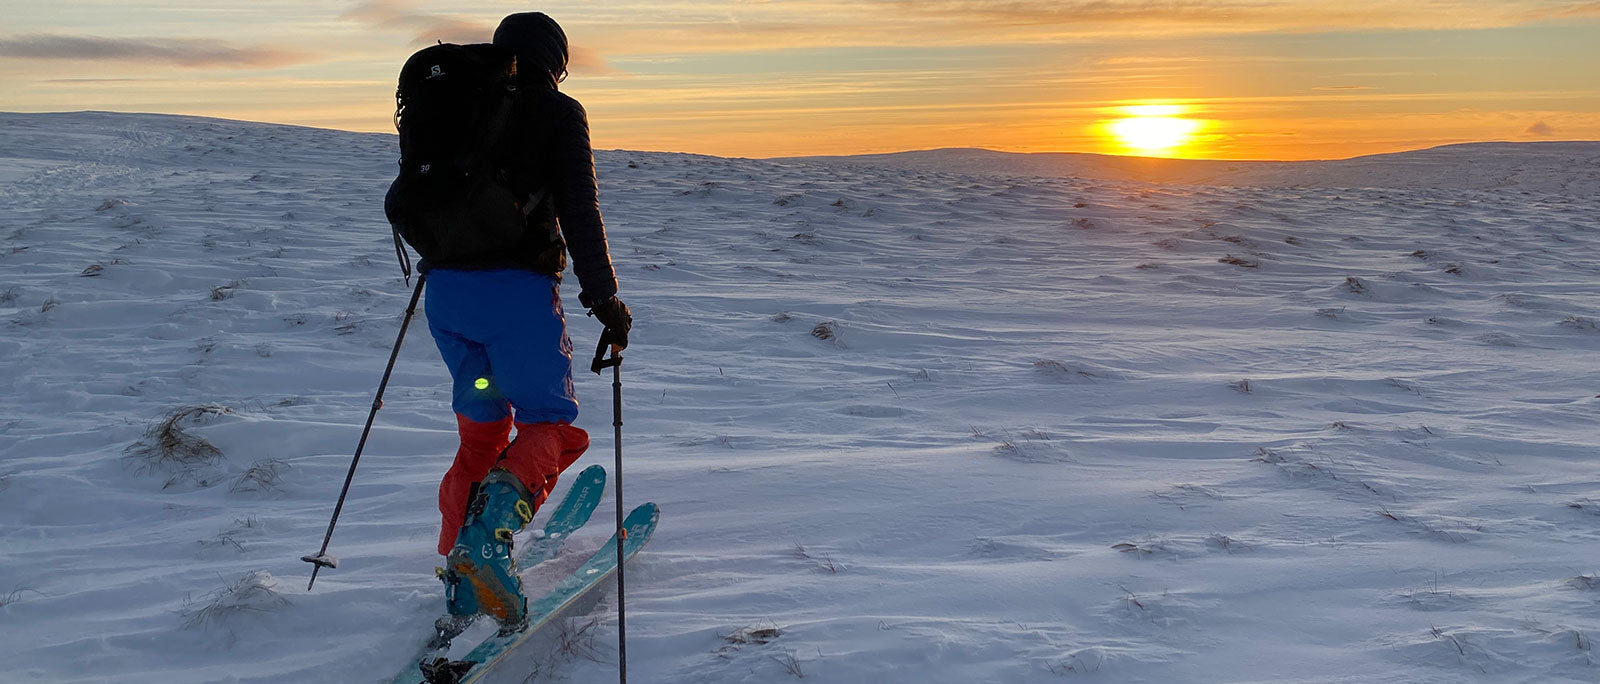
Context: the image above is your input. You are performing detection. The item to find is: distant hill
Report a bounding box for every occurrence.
[786,142,1600,195]
[7,111,1597,194]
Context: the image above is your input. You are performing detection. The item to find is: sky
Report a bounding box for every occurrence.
[3,1,1600,160]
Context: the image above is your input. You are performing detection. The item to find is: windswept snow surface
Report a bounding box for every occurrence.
[2,112,1599,683]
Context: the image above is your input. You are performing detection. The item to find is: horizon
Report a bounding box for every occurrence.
[4,2,1600,161]
[10,108,1600,165]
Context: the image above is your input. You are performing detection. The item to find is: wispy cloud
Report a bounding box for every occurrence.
[0,34,308,68]
[342,1,489,46]
[872,0,1600,33]
[569,46,619,76]
[556,1,1600,55]
[341,0,616,74]
[1522,1,1600,20]
[39,78,150,84]
[1525,120,1556,136]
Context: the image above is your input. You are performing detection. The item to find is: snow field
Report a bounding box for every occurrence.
[1,112,1598,683]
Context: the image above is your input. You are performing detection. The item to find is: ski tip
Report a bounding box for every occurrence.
[628,502,660,525]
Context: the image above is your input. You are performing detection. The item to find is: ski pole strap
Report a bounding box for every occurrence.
[391,225,413,285]
[590,328,622,375]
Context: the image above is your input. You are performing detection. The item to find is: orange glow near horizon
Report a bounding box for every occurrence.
[2,3,1598,161]
[1102,104,1208,158]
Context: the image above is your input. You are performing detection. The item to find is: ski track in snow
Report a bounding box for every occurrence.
[1,112,1598,683]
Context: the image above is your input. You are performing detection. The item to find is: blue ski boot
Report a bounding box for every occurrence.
[442,467,536,629]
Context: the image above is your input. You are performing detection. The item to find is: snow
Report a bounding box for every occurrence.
[794,142,1600,195]
[2,111,1598,683]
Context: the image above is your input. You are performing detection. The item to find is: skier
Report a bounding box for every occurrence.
[422,11,631,627]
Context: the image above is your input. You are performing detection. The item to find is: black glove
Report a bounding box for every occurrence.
[588,295,632,350]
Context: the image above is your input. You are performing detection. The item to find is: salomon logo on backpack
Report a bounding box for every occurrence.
[386,43,535,267]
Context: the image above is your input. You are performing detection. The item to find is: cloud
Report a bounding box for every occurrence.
[878,0,1275,26]
[549,1,1600,56]
[1524,1,1600,20]
[1095,55,1212,66]
[871,0,1600,32]
[1312,85,1378,91]
[0,34,308,68]
[40,78,148,83]
[345,2,621,74]
[568,46,619,76]
[1525,120,1556,136]
[342,1,491,46]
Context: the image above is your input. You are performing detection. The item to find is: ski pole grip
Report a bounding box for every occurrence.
[591,328,622,375]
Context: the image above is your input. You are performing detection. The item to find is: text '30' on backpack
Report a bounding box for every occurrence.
[385,42,543,269]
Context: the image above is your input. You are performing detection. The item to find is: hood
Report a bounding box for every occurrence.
[492,12,569,90]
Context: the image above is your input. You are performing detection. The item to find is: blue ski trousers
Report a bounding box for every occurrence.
[424,268,590,554]
[424,268,579,425]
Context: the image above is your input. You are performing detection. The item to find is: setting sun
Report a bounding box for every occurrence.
[1105,104,1205,157]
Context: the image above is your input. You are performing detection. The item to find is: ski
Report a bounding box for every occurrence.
[514,465,609,568]
[418,502,660,684]
[391,464,607,684]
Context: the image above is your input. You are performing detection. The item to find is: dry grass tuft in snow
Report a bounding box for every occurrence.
[970,425,1072,463]
[1,585,44,608]
[1430,624,1468,657]
[553,616,607,663]
[1111,536,1168,557]
[791,543,840,573]
[125,404,232,488]
[197,516,262,554]
[716,622,786,663]
[180,570,290,630]
[230,458,288,494]
[1558,315,1598,331]
[1207,533,1254,555]
[1565,575,1600,591]
[770,649,813,678]
[723,623,783,646]
[1045,653,1103,676]
[1564,499,1600,516]
[1032,359,1106,384]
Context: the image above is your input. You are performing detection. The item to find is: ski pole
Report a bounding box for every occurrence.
[302,274,427,591]
[590,329,626,683]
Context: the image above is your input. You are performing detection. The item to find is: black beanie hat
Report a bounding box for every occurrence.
[493,12,569,89]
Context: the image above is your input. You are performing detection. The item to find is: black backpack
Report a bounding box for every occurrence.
[385,43,541,272]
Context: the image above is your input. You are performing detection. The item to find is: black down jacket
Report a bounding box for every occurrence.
[500,86,618,309]
[412,85,619,310]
